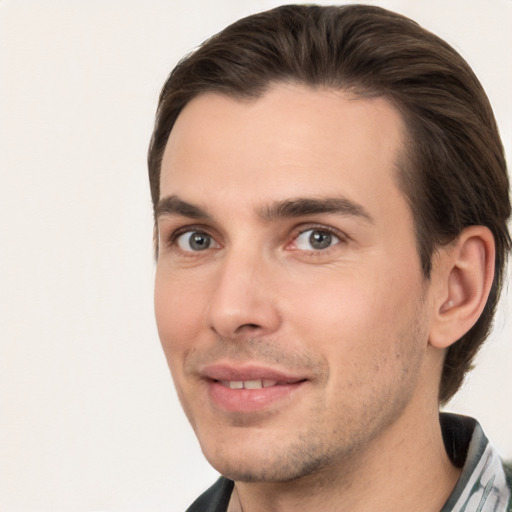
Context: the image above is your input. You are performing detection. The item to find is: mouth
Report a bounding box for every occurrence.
[199,364,309,413]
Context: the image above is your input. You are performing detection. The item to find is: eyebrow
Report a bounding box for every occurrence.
[155,195,373,224]
[259,197,374,223]
[155,195,212,220]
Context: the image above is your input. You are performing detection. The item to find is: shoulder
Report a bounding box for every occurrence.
[185,477,234,512]
[504,459,512,479]
[504,460,512,512]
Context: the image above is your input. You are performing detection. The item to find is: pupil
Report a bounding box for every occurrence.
[310,230,331,249]
[190,233,210,250]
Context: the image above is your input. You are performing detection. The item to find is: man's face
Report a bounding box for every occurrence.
[155,84,437,482]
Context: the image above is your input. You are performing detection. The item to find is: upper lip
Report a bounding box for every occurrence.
[199,363,308,383]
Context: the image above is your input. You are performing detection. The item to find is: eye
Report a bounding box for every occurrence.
[294,229,341,251]
[176,230,216,252]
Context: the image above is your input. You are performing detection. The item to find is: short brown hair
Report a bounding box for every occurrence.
[148,4,510,403]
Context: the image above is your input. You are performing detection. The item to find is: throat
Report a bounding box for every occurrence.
[227,485,243,512]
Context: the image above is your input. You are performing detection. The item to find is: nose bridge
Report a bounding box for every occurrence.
[205,239,280,338]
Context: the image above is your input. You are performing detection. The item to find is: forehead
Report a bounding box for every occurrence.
[160,83,407,215]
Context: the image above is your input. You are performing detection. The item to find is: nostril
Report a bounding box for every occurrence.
[235,323,262,334]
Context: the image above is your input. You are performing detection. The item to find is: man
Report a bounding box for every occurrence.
[148,4,511,511]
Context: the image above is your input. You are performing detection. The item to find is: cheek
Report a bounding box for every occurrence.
[154,267,207,363]
[293,275,427,424]
[287,264,425,368]
[287,271,387,335]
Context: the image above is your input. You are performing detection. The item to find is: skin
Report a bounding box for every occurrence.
[154,83,469,511]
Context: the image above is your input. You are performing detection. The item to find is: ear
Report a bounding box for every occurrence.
[428,226,495,349]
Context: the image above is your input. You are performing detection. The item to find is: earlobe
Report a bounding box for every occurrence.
[429,226,495,349]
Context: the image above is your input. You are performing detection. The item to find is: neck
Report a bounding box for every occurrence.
[229,404,461,512]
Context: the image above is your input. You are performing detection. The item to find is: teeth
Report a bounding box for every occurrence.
[220,379,279,389]
[244,380,262,389]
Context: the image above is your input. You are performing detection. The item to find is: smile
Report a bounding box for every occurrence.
[199,363,310,413]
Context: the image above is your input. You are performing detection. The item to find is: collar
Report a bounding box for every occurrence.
[440,413,511,511]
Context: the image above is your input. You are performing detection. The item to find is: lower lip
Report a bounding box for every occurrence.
[207,380,306,413]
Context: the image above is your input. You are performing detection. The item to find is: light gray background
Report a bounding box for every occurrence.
[1,1,510,510]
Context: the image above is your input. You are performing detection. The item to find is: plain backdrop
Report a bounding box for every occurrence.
[1,1,511,510]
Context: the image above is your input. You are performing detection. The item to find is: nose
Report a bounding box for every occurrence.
[205,246,281,339]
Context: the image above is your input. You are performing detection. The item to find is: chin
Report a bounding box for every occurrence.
[200,430,344,484]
